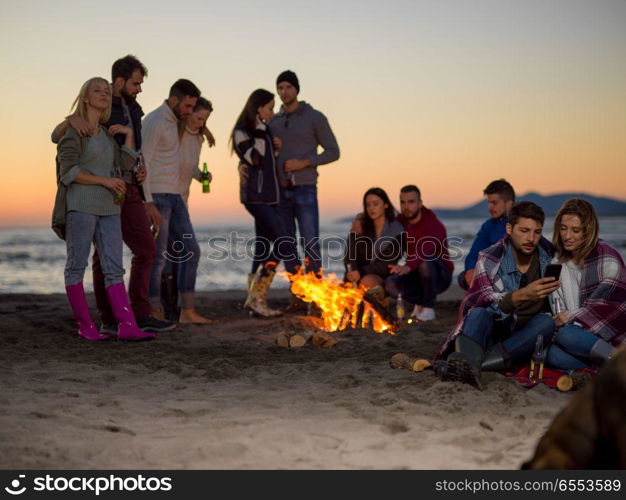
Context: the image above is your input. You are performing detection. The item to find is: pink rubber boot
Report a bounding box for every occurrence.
[65,283,109,340]
[106,282,155,341]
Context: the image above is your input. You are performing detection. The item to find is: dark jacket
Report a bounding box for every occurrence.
[107,95,144,150]
[345,219,405,279]
[233,123,280,204]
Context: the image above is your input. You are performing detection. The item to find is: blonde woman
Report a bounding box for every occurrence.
[57,77,154,341]
[546,199,626,369]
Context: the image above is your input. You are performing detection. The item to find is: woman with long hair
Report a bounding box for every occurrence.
[57,77,154,341]
[158,97,216,323]
[177,97,214,206]
[231,89,300,316]
[546,198,626,369]
[345,187,403,295]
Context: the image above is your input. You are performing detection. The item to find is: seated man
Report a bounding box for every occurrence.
[436,201,560,389]
[383,185,453,321]
[458,179,515,291]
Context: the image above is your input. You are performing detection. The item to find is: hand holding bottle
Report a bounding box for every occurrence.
[102,177,126,203]
[201,162,211,193]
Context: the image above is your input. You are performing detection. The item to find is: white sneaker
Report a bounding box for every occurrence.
[411,305,436,321]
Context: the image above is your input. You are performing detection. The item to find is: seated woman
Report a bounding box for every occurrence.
[345,187,403,297]
[546,198,626,370]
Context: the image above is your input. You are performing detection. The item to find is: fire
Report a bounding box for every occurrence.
[285,271,396,335]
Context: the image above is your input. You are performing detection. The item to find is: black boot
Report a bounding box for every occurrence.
[442,335,485,389]
[161,273,180,322]
[481,343,511,372]
[589,338,615,368]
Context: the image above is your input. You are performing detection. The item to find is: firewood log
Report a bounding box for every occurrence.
[523,346,626,469]
[311,331,337,348]
[390,353,431,372]
[289,333,307,348]
[556,375,573,392]
[276,332,291,348]
[556,372,593,392]
[275,331,308,348]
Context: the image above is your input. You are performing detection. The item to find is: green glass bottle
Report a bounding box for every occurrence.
[202,162,210,193]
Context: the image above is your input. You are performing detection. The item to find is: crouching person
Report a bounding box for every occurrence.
[436,202,559,388]
[58,77,154,341]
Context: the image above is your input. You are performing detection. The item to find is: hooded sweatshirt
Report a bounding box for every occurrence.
[269,101,340,187]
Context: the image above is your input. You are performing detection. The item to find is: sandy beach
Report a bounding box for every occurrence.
[0,286,573,470]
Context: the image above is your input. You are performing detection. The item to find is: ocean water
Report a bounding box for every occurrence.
[1,217,625,294]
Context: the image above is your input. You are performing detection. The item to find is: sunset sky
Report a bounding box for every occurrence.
[1,0,625,227]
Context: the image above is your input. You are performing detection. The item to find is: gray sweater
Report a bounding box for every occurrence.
[58,127,137,216]
[269,101,340,186]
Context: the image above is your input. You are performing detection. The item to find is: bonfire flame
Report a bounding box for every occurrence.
[286,271,396,335]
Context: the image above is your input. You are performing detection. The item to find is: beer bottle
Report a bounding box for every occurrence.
[202,162,210,193]
[396,293,405,322]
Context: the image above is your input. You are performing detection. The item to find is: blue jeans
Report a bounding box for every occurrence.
[384,259,452,308]
[65,211,123,287]
[149,194,200,309]
[245,203,301,274]
[462,307,555,361]
[546,324,599,370]
[277,185,320,274]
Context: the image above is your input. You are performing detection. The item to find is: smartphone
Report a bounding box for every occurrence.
[544,263,562,280]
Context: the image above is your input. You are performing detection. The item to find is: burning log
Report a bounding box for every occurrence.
[362,291,398,330]
[389,353,432,372]
[338,308,351,331]
[355,300,366,329]
[285,271,396,334]
[311,331,337,348]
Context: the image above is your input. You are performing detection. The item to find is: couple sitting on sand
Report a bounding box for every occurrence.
[346,185,453,321]
[436,198,626,389]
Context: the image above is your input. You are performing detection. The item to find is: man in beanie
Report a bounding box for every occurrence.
[269,70,340,277]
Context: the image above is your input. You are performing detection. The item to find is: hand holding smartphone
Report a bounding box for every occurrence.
[544,264,562,280]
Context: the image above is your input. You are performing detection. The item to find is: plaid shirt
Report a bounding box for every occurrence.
[566,241,626,346]
[436,235,553,359]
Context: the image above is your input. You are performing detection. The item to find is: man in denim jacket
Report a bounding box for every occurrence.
[437,201,560,388]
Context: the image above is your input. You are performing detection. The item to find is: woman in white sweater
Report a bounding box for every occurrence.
[159,98,215,321]
[177,97,214,205]
[546,199,625,370]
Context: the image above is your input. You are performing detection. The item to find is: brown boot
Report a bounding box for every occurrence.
[243,273,255,309]
[247,268,282,317]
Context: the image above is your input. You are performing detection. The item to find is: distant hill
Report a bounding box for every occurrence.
[433,192,626,218]
[334,192,626,224]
